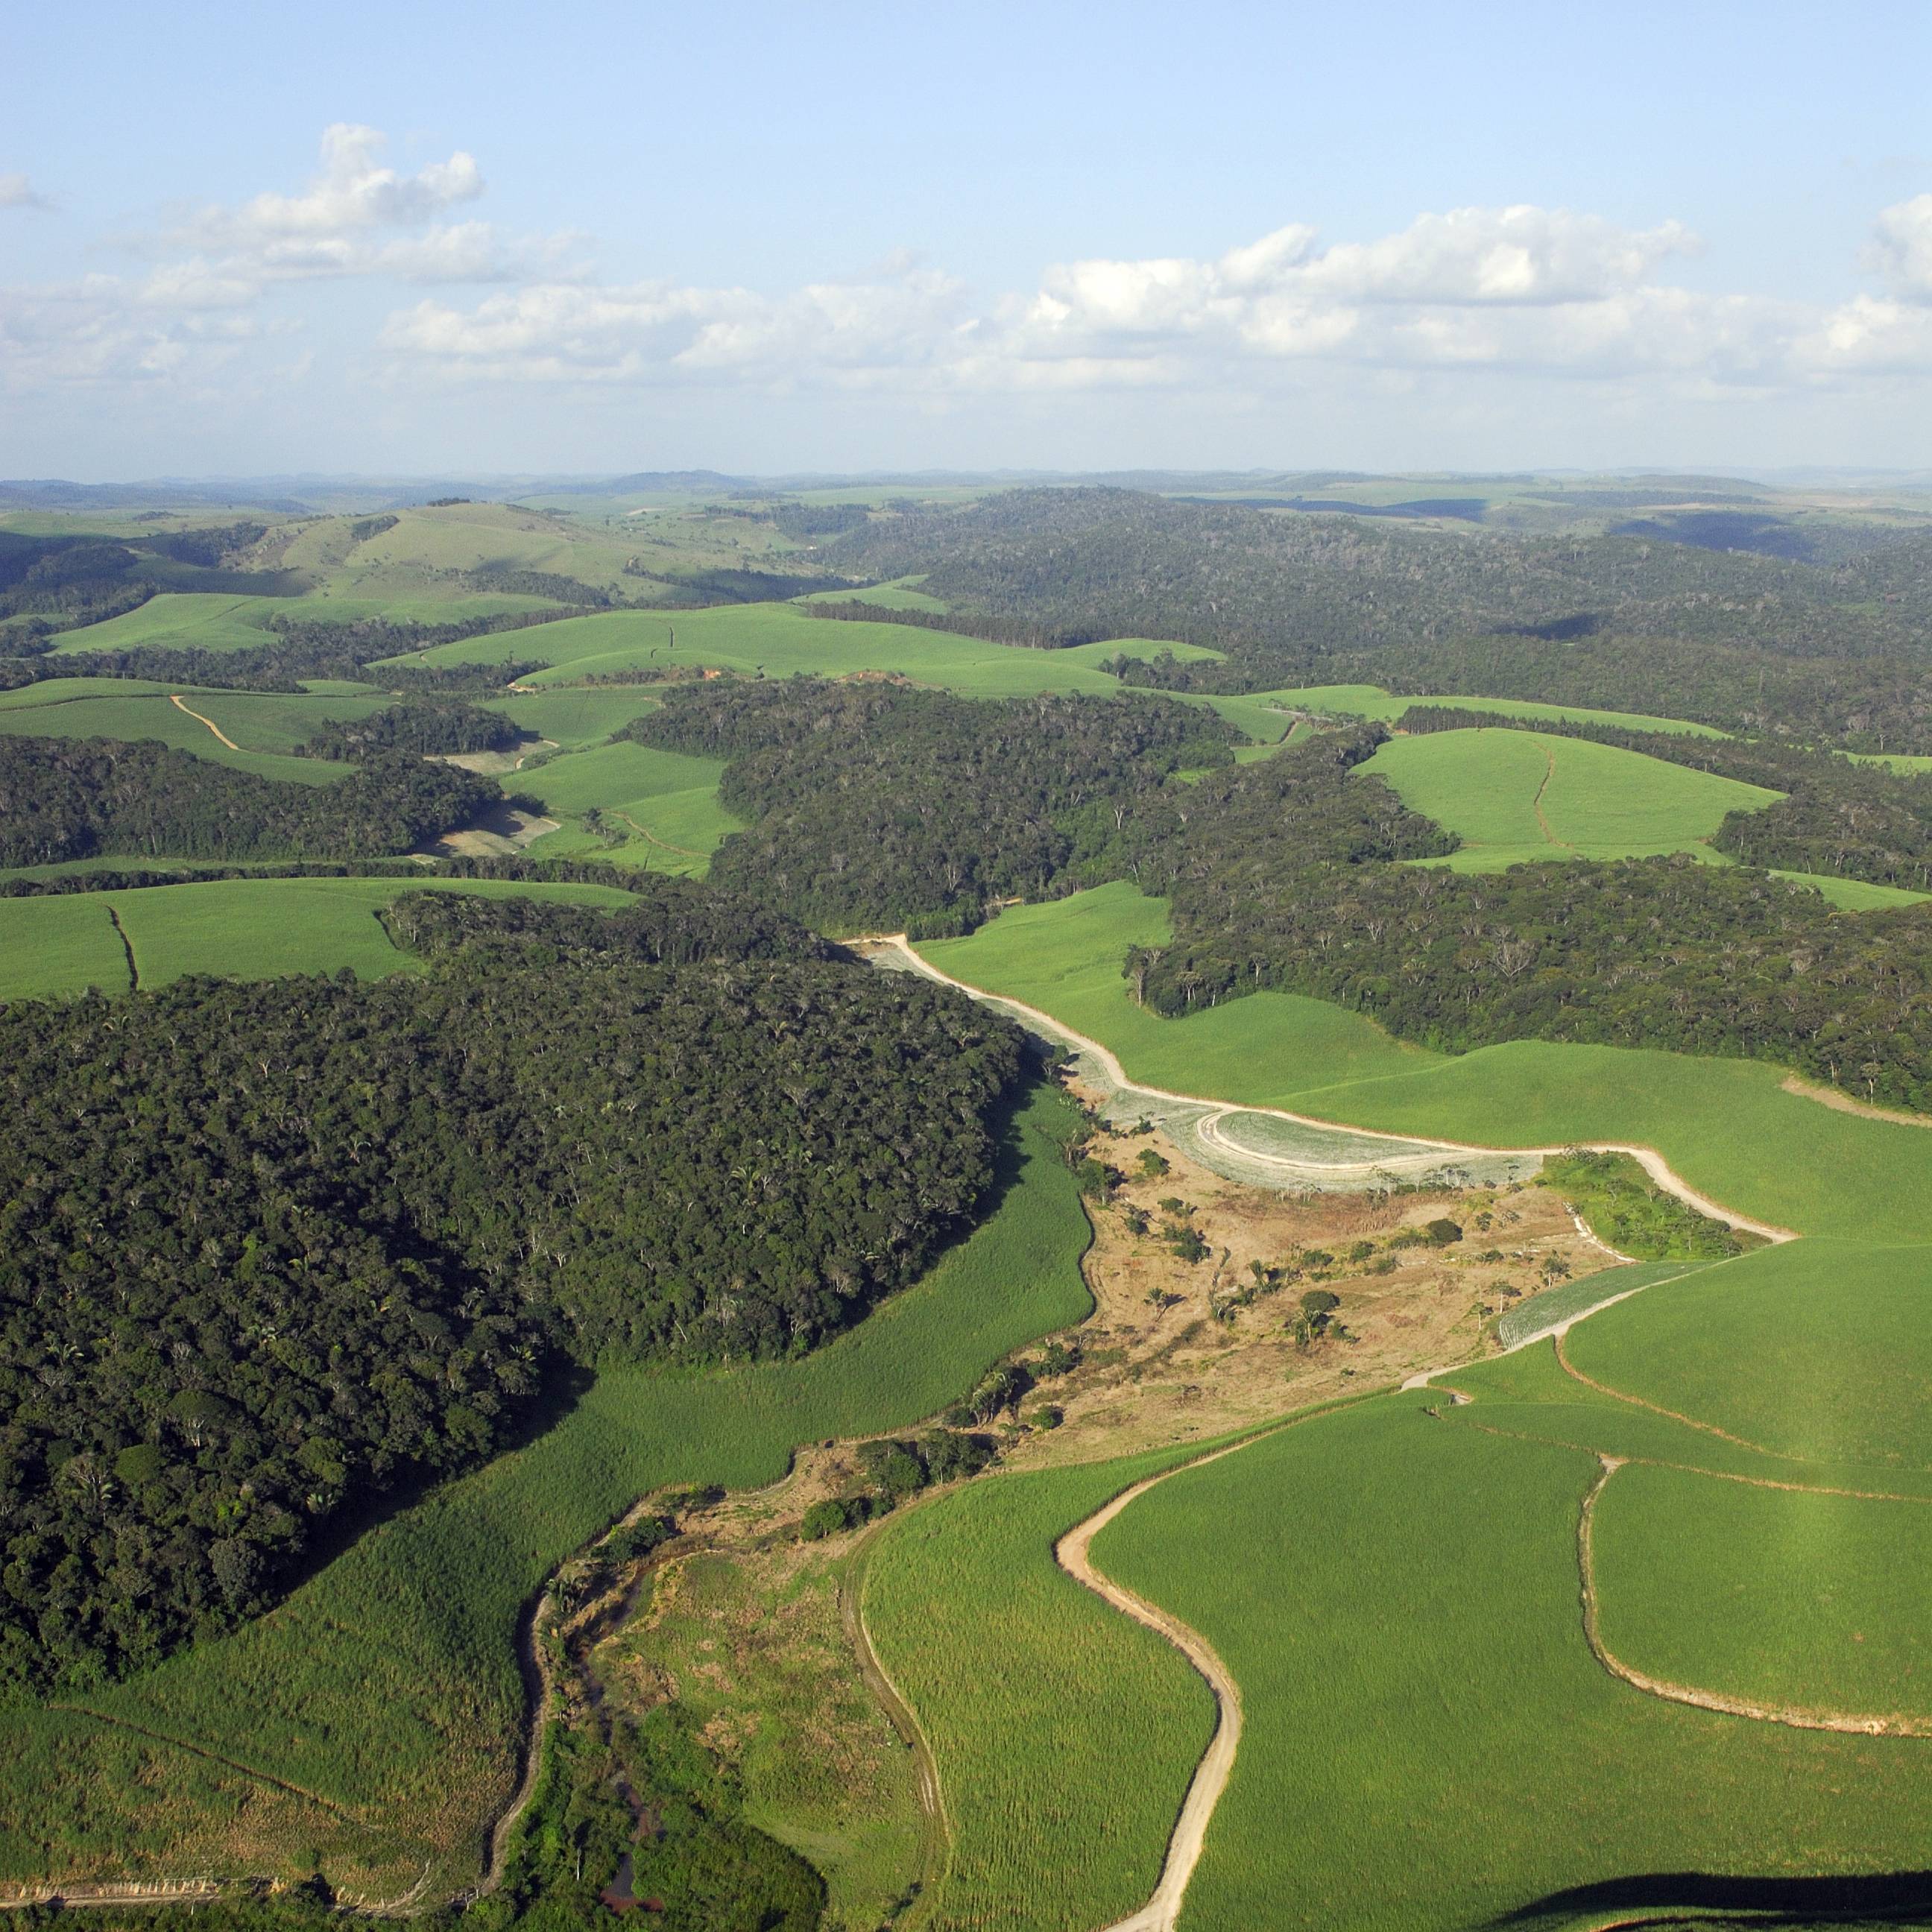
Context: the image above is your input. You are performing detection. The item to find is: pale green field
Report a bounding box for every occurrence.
[797,575,950,612]
[49,593,283,653]
[379,602,1133,698]
[1591,1460,1932,1723]
[1772,868,1931,909]
[1264,684,1729,737]
[1092,1397,1932,1932]
[0,684,359,783]
[0,876,637,1002]
[1361,727,1780,868]
[514,740,740,874]
[479,686,665,749]
[917,883,1932,1243]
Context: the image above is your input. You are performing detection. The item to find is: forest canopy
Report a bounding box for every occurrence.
[0,885,1026,1694]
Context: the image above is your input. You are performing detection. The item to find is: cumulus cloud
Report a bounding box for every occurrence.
[130,125,569,306]
[1866,194,1932,300]
[384,206,1779,395]
[0,173,52,212]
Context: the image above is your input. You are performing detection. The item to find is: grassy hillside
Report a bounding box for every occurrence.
[515,740,740,875]
[1360,727,1781,869]
[865,1449,1214,1932]
[1266,684,1729,737]
[0,876,637,1001]
[0,1082,1094,1899]
[916,883,1932,1244]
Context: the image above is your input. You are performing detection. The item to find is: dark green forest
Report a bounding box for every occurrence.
[0,736,500,865]
[631,678,1240,932]
[0,886,1024,1692]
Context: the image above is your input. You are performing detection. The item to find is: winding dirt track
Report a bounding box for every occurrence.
[1056,1447,1256,1932]
[875,936,1797,1243]
[168,694,241,750]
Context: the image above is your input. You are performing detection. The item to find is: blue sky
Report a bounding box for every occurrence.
[4,1,1931,477]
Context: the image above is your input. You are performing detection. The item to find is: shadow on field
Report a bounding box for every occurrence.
[1489,1869,1932,1928]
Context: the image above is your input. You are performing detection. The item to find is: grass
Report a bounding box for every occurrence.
[1590,1460,1932,1723]
[0,1082,1094,1896]
[376,602,1133,699]
[514,741,740,875]
[1770,868,1931,909]
[0,877,638,1002]
[1360,727,1780,868]
[0,679,391,783]
[610,1546,924,1931]
[1261,684,1729,737]
[1563,1237,1932,1471]
[476,686,666,750]
[863,1447,1215,1932]
[1090,1395,1932,1932]
[49,593,283,654]
[916,883,1932,1245]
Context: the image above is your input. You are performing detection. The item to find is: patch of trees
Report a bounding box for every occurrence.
[1130,850,1932,1112]
[1541,1150,1746,1260]
[461,568,613,607]
[804,596,1066,648]
[0,735,499,866]
[297,699,525,762]
[1395,707,1932,889]
[771,500,871,540]
[631,678,1241,932]
[0,886,1026,1691]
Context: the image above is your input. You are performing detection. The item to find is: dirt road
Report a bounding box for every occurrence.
[168,694,241,749]
[872,936,1796,1243]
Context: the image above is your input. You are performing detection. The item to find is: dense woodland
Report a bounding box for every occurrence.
[632,678,1239,932]
[827,487,1932,750]
[0,885,1024,1692]
[296,698,525,762]
[0,736,499,865]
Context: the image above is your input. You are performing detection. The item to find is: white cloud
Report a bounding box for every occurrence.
[183,123,481,250]
[0,173,52,212]
[382,206,1786,397]
[1867,194,1932,300]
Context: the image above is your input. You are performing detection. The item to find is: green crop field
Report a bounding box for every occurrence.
[48,593,285,653]
[917,883,1932,1244]
[0,679,391,782]
[1772,868,1931,909]
[477,685,665,749]
[1087,1395,1932,1932]
[1589,1460,1932,1724]
[0,1082,1093,1898]
[863,1449,1215,1932]
[797,575,950,612]
[376,602,1134,698]
[514,739,740,874]
[0,876,638,1002]
[1260,684,1729,737]
[1360,727,1780,868]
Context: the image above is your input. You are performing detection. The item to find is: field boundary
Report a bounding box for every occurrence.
[875,935,1799,1242]
[1576,1457,1932,1738]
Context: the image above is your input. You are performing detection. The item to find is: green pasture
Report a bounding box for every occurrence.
[1090,1396,1932,1932]
[514,740,739,875]
[0,1084,1093,1896]
[1360,727,1780,868]
[1051,637,1224,672]
[376,602,1132,698]
[797,575,950,613]
[0,679,386,783]
[49,593,284,654]
[1772,868,1932,909]
[0,876,637,1003]
[864,1449,1215,1932]
[477,686,664,749]
[916,883,1932,1243]
[1564,1237,1932,1471]
[1262,684,1728,737]
[1591,1460,1932,1723]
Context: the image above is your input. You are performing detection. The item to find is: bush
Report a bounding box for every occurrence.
[1425,1219,1464,1246]
[801,1498,859,1541]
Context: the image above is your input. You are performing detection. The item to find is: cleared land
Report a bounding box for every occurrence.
[917,883,1932,1245]
[514,740,740,875]
[1262,684,1730,736]
[0,876,637,1002]
[1360,726,1781,869]
[864,1450,1215,1932]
